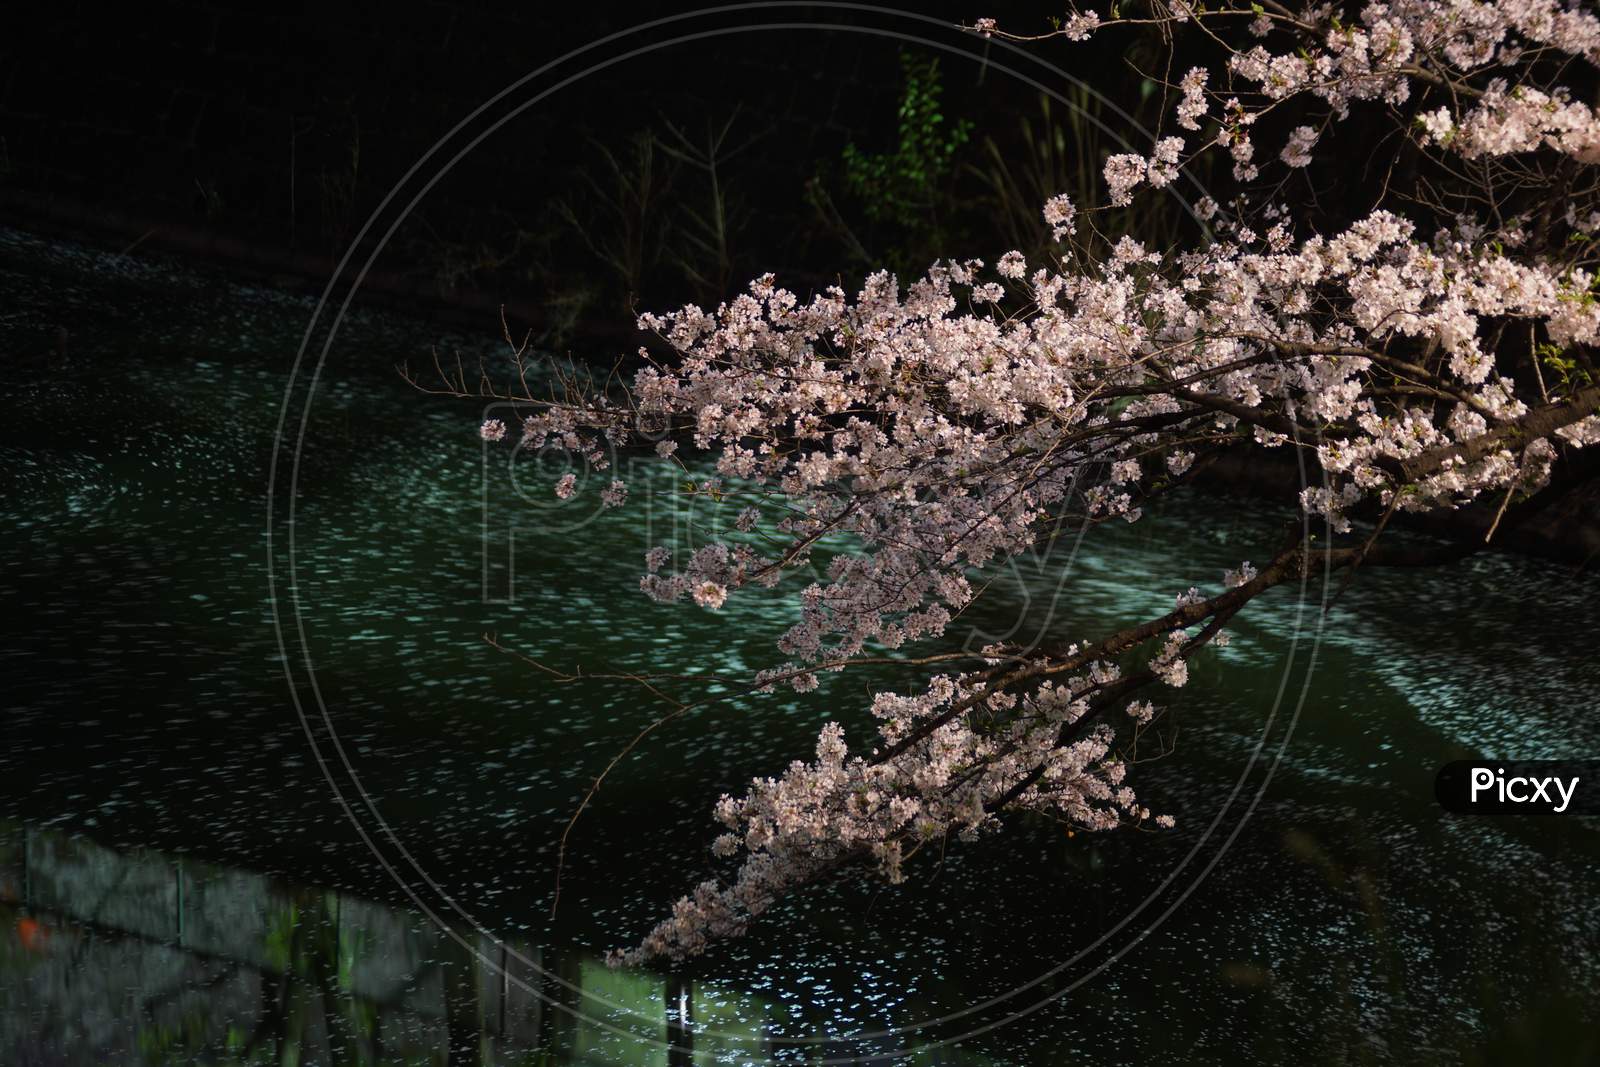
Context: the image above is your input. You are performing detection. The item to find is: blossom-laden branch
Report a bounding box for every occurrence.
[449,2,1600,962]
[975,0,1600,191]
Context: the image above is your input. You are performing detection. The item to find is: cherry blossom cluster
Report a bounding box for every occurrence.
[494,192,1598,958]
[463,2,1600,963]
[982,0,1600,202]
[609,667,1172,964]
[509,193,1595,959]
[1418,83,1600,162]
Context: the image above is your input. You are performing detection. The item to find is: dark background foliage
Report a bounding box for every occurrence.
[1,1,1226,348]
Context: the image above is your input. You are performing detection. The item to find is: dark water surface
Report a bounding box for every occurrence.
[2,228,1598,1065]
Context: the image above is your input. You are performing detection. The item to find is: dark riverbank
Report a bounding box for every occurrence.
[0,189,645,350]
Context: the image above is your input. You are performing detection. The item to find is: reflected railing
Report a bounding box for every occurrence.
[0,820,790,1066]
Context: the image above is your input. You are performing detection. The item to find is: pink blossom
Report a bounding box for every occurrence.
[1103,153,1147,206]
[692,581,729,610]
[1042,193,1077,240]
[1062,10,1099,41]
[1177,67,1208,130]
[1281,125,1318,167]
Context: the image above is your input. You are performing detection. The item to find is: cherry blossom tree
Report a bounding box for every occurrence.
[426,0,1600,964]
